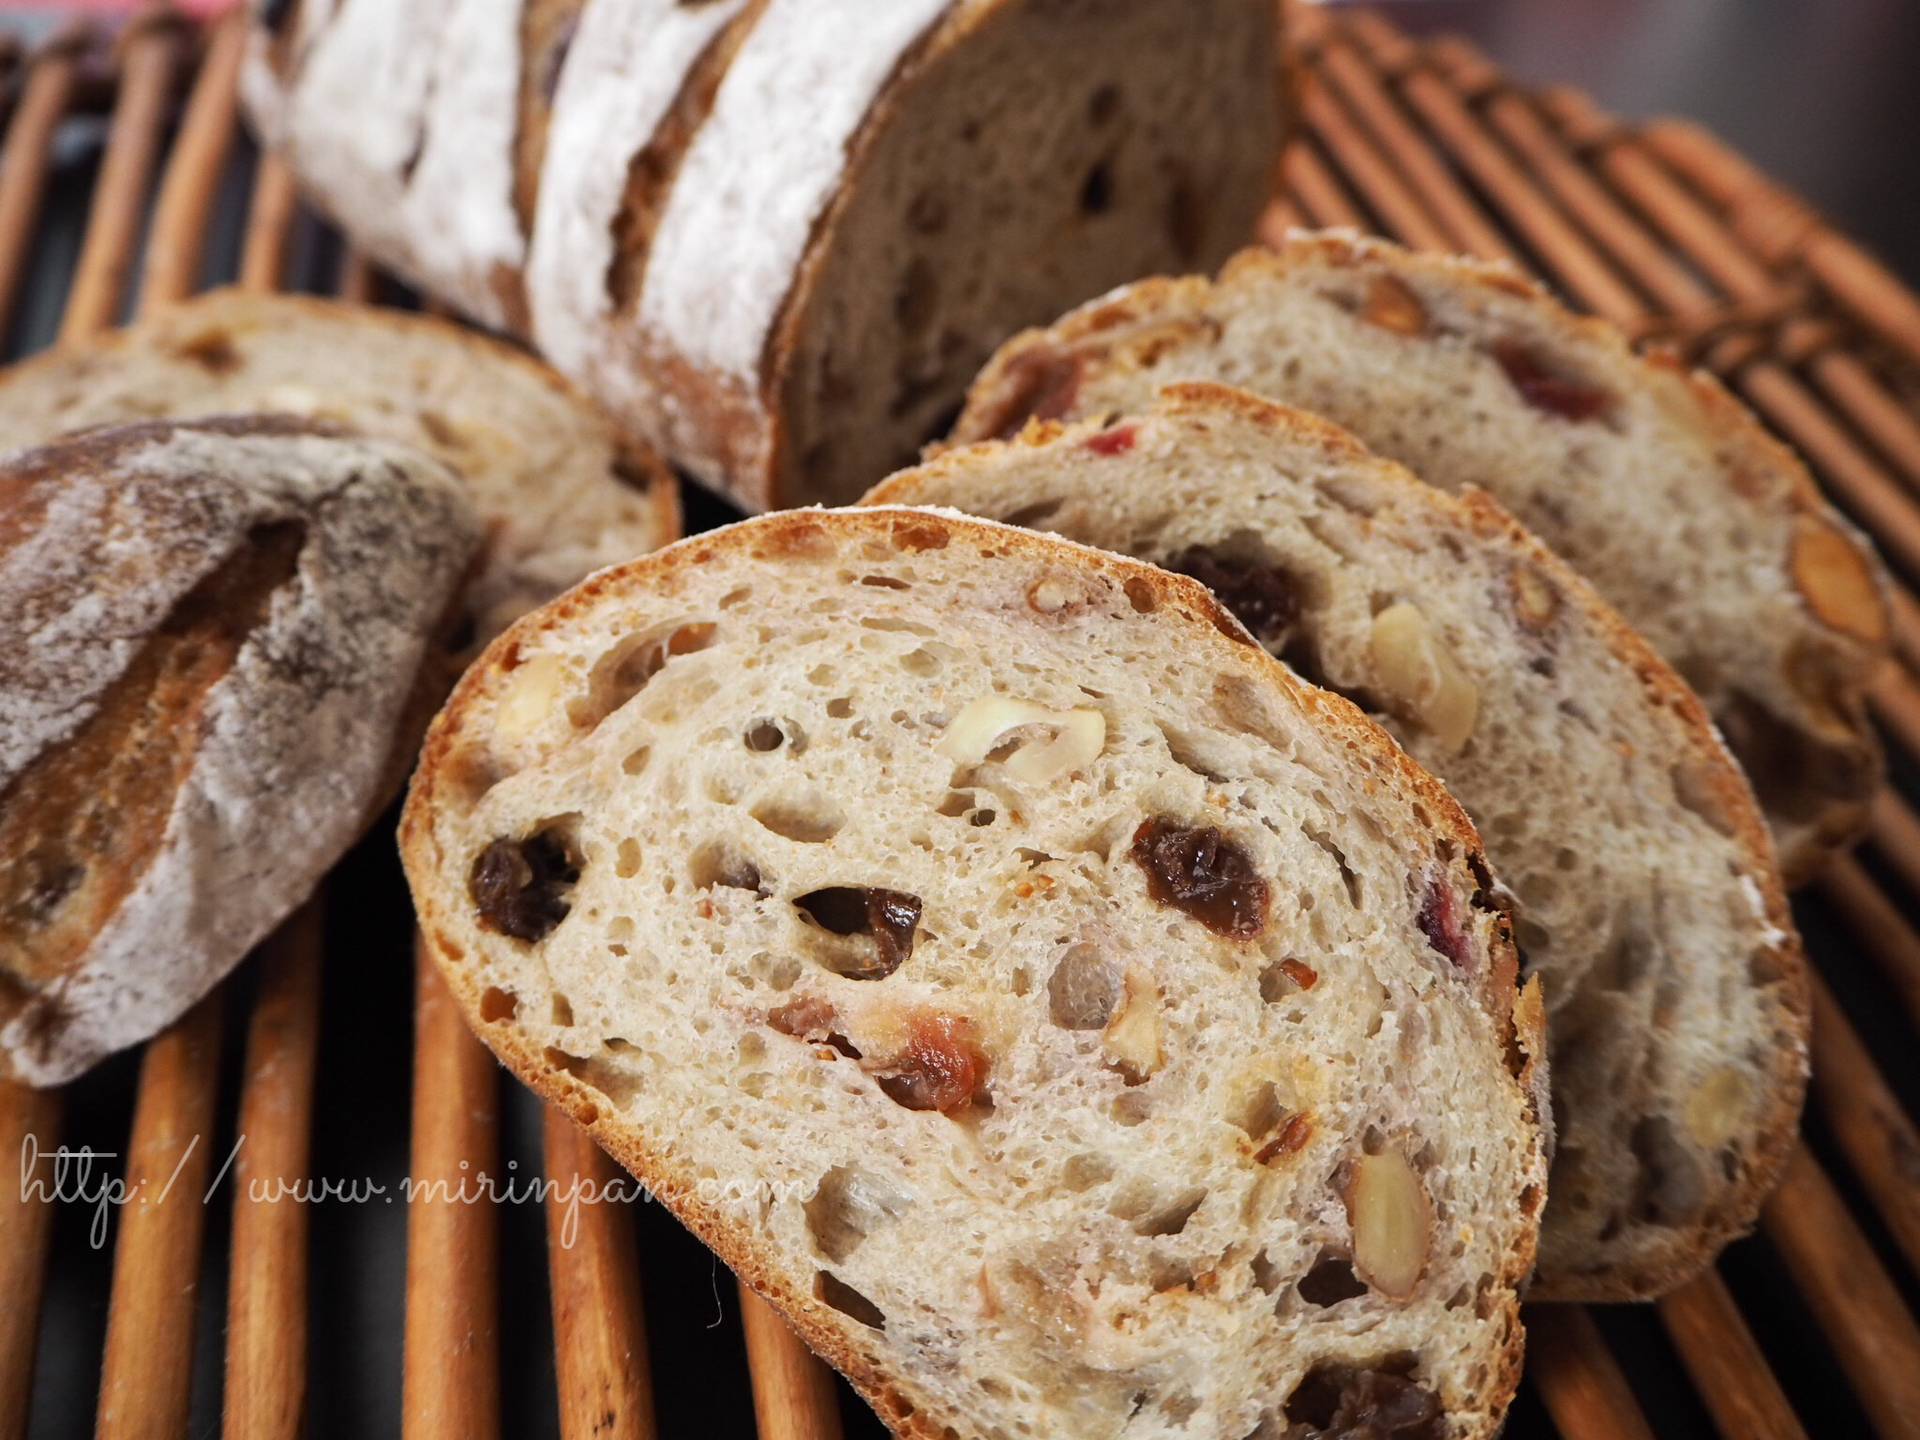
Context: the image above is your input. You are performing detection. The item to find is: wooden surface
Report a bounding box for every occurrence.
[0,4,1916,1437]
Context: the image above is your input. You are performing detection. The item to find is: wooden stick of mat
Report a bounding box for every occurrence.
[136,7,244,309]
[1806,969,1920,1277]
[1820,857,1920,1036]
[93,995,226,1440]
[740,1286,845,1440]
[1641,117,1920,372]
[0,28,82,331]
[1280,137,1370,230]
[1658,1272,1810,1440]
[236,152,295,293]
[543,1112,658,1440]
[1524,1306,1658,1440]
[223,903,324,1440]
[58,13,182,342]
[402,943,501,1440]
[1764,1146,1920,1440]
[1298,77,1455,253]
[0,28,94,1440]
[1868,789,1920,900]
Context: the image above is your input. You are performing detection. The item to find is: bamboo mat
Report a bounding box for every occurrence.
[0,5,1917,1438]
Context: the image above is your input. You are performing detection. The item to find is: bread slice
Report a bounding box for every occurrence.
[244,0,1288,514]
[1,416,479,1086]
[400,505,1548,1440]
[870,382,1806,1300]
[0,288,677,640]
[949,231,1891,883]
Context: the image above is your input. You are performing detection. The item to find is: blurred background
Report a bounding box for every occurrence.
[2,0,1915,281]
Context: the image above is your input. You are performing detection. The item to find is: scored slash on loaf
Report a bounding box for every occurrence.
[240,0,1289,511]
[869,381,1808,1302]
[401,504,1548,1440]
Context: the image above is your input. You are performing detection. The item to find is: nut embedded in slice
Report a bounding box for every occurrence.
[1369,603,1479,750]
[1348,1148,1433,1300]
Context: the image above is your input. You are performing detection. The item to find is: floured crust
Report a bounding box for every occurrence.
[0,287,677,641]
[949,230,1891,884]
[0,417,479,1085]
[871,382,1807,1300]
[402,505,1547,1440]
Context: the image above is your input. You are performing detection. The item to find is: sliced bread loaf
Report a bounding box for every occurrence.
[949,231,1891,883]
[0,288,677,639]
[870,383,1806,1300]
[400,505,1547,1440]
[243,0,1287,512]
[1,417,479,1086]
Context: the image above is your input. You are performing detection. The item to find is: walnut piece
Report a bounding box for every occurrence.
[1369,603,1479,750]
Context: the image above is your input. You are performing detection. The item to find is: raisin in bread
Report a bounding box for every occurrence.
[1,417,479,1086]
[870,383,1806,1300]
[400,506,1548,1440]
[950,231,1891,884]
[243,0,1287,511]
[0,287,676,640]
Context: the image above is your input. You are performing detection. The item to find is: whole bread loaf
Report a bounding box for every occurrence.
[400,505,1548,1440]
[241,0,1287,510]
[949,231,1891,883]
[870,382,1807,1301]
[0,287,677,640]
[0,417,479,1086]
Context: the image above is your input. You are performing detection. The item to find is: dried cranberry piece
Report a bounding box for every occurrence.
[1416,878,1473,969]
[1492,342,1611,422]
[469,830,579,941]
[985,350,1086,438]
[1130,817,1271,940]
[1282,1363,1443,1439]
[871,1014,986,1112]
[794,887,922,979]
[767,996,861,1060]
[1163,548,1301,644]
[1084,423,1138,456]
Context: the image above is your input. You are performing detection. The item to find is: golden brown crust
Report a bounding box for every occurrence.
[401,505,1544,1439]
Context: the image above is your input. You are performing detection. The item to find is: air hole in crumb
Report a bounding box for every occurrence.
[1080,161,1113,214]
[826,697,854,719]
[1124,577,1158,613]
[860,574,910,591]
[615,839,643,878]
[568,622,716,731]
[1232,1081,1286,1139]
[1298,1252,1368,1306]
[1048,945,1122,1029]
[550,994,574,1027]
[479,987,517,1023]
[1088,83,1121,124]
[751,796,846,843]
[745,719,788,752]
[817,1272,886,1329]
[1062,1153,1114,1192]
[622,746,651,775]
[691,842,764,894]
[1112,1091,1152,1127]
[900,648,940,677]
[1003,497,1065,529]
[1134,1187,1206,1237]
[805,1166,910,1263]
[1251,1249,1282,1294]
[793,887,921,979]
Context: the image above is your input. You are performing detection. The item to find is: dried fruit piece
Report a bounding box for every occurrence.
[1282,1363,1443,1439]
[1163,547,1300,644]
[1790,516,1887,642]
[794,887,922,979]
[495,653,568,740]
[1347,1149,1432,1299]
[1491,341,1612,422]
[1102,966,1162,1081]
[1369,602,1479,750]
[1509,563,1559,632]
[870,1013,987,1112]
[1254,1113,1312,1163]
[936,695,1105,784]
[1085,423,1139,456]
[985,349,1085,439]
[1358,274,1428,336]
[1415,877,1473,970]
[469,829,580,941]
[1685,1065,1753,1150]
[1130,817,1271,940]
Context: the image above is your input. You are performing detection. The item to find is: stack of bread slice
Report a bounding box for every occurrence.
[395,230,1887,1438]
